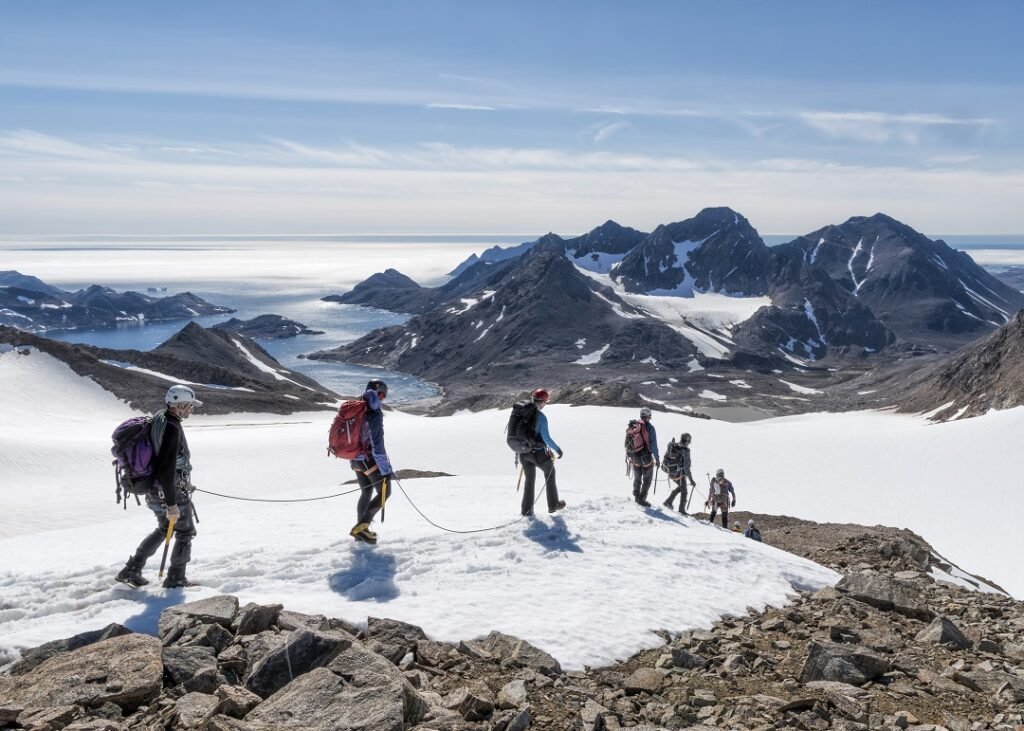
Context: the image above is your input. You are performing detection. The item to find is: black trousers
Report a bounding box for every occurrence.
[354,466,392,525]
[665,476,688,510]
[520,449,559,515]
[632,458,654,501]
[129,491,196,579]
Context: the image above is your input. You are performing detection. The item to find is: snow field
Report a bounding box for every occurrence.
[2,349,1023,672]
[1,350,838,669]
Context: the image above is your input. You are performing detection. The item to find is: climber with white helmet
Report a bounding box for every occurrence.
[115,384,202,589]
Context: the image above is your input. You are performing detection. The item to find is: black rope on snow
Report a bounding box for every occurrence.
[393,466,551,535]
[192,486,363,503]
[392,478,532,535]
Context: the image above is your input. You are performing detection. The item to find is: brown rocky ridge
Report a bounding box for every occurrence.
[1,515,1021,730]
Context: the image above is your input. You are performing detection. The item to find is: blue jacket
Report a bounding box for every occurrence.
[745,527,762,542]
[535,411,561,453]
[643,419,659,461]
[355,389,392,475]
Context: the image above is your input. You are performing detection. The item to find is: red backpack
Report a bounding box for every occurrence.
[625,419,647,457]
[327,399,368,459]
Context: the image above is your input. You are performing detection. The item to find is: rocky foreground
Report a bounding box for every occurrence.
[1,519,1022,731]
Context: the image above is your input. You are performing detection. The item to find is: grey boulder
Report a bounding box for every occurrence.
[799,640,891,686]
[0,634,161,713]
[480,631,561,676]
[835,571,934,621]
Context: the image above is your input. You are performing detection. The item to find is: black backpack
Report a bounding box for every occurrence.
[506,401,540,454]
[662,440,682,472]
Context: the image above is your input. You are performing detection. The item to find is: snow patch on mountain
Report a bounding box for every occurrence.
[574,344,609,365]
[574,265,768,358]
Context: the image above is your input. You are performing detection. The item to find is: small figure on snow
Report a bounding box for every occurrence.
[744,519,762,542]
[662,432,696,514]
[348,380,394,544]
[116,385,201,589]
[626,407,659,507]
[506,388,566,517]
[705,468,736,529]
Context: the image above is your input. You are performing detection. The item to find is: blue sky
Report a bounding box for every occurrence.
[1,1,1023,235]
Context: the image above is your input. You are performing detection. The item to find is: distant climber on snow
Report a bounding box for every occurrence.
[745,519,762,542]
[505,388,566,517]
[625,406,659,507]
[706,468,736,529]
[328,379,393,545]
[115,385,202,589]
[661,432,696,514]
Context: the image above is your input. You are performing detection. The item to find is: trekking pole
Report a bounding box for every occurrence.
[380,477,388,523]
[653,464,659,495]
[158,518,176,579]
[685,477,696,513]
[516,466,524,493]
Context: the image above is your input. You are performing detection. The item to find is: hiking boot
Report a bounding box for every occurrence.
[638,499,651,507]
[162,576,199,588]
[115,564,149,588]
[350,522,378,544]
[521,510,534,518]
[680,508,688,516]
[548,500,566,514]
[162,568,196,588]
[662,499,673,509]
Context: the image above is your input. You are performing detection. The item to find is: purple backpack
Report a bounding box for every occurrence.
[111,416,155,507]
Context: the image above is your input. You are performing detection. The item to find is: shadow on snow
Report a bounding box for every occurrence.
[328,545,399,603]
[523,515,583,554]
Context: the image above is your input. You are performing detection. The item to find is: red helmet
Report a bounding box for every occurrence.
[531,388,549,403]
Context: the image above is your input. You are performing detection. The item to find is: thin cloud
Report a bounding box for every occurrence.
[798,110,998,144]
[426,103,497,111]
[592,121,631,144]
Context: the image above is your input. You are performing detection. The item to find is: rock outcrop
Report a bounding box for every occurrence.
[212,314,323,339]
[894,310,1024,420]
[0,272,234,334]
[0,323,338,415]
[2,516,1022,730]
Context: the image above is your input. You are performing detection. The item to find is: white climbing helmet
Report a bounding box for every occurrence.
[166,384,203,408]
[716,468,725,478]
[639,407,652,419]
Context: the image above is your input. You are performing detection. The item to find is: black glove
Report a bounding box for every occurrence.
[556,448,564,459]
[731,499,736,508]
[655,458,661,469]
[689,478,696,488]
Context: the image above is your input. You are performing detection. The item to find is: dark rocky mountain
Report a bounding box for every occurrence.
[613,208,771,296]
[0,270,66,296]
[894,310,1024,420]
[448,239,536,277]
[213,315,324,340]
[310,244,701,384]
[322,269,431,312]
[562,220,648,272]
[331,221,646,316]
[0,323,336,414]
[776,214,1024,348]
[0,274,234,333]
[733,244,896,360]
[2,517,1020,729]
[323,259,522,316]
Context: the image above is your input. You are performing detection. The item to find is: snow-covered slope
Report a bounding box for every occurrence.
[2,348,1022,671]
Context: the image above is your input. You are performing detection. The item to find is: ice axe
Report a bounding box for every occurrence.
[380,476,388,522]
[515,466,524,493]
[158,518,176,579]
